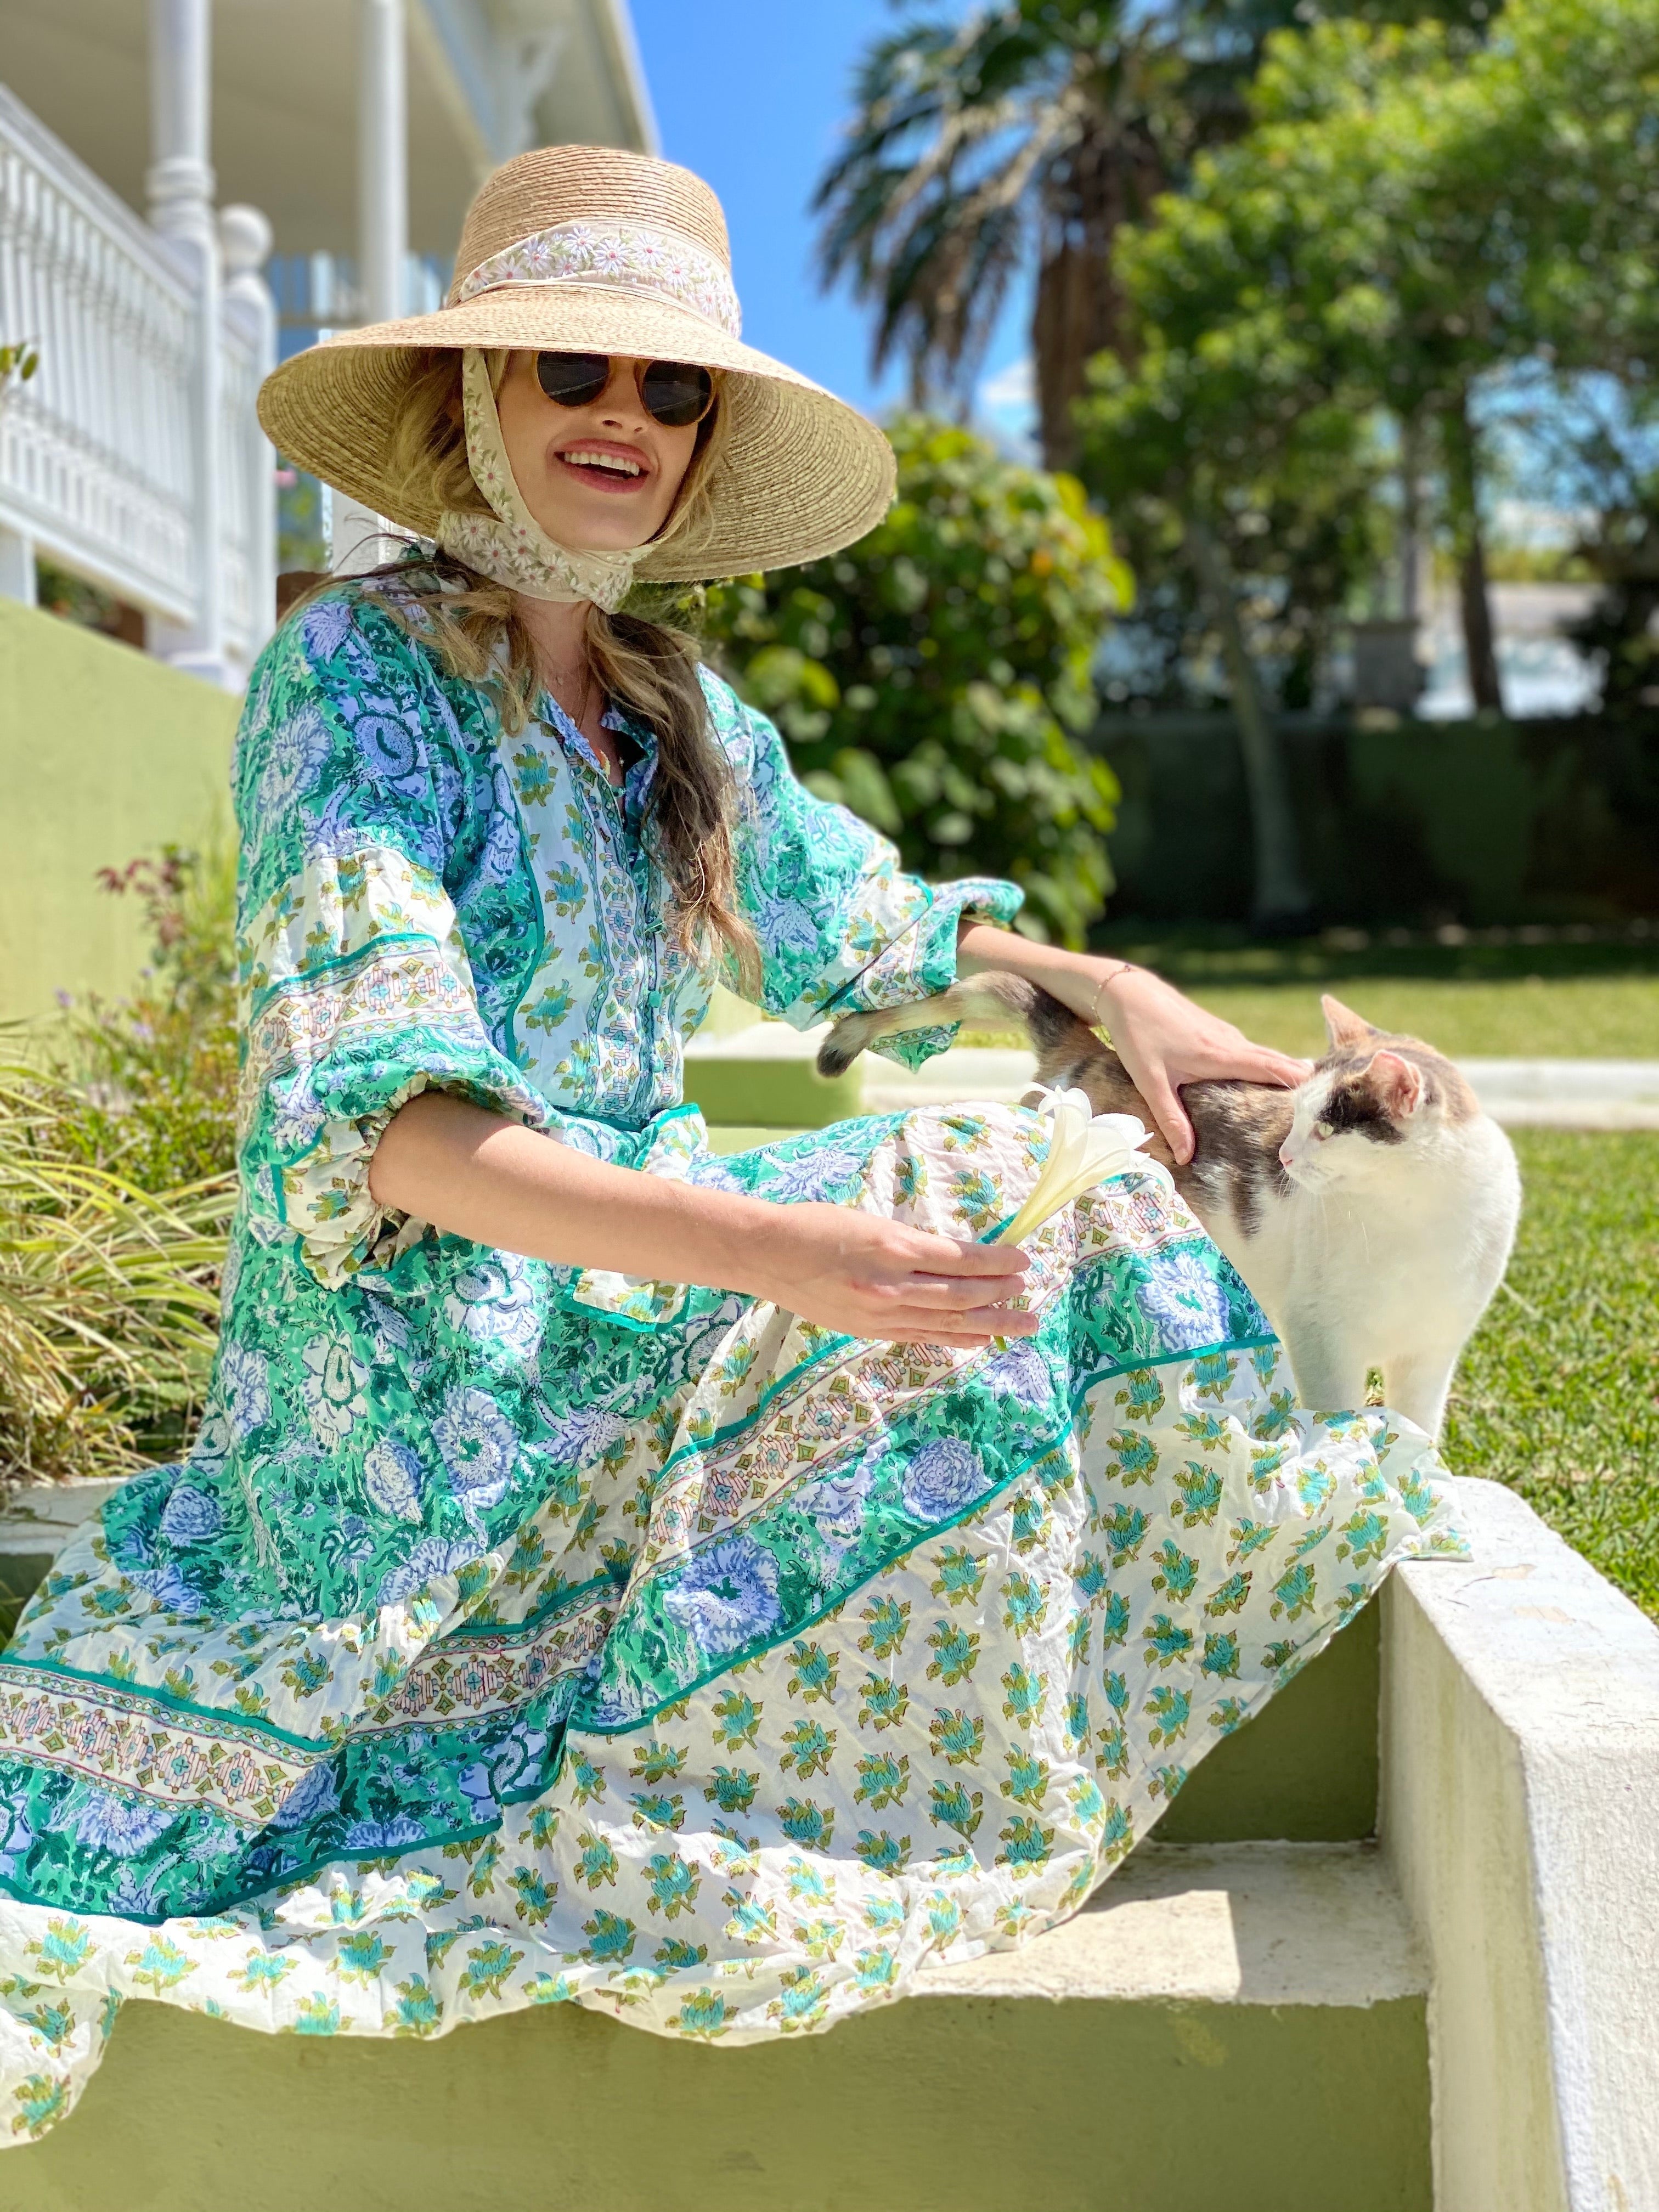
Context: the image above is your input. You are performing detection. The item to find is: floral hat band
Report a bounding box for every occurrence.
[450,218,744,342]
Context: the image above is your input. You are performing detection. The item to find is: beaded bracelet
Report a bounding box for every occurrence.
[1087,960,1139,1031]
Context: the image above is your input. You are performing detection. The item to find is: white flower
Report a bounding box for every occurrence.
[996,1087,1160,1246]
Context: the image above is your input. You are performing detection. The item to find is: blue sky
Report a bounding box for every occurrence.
[627,0,1031,433]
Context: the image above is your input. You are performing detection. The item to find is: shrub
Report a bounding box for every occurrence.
[696,414,1133,946]
[0,1069,229,1485]
[50,845,239,1189]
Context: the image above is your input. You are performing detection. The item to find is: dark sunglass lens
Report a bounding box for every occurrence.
[536,352,611,407]
[641,361,714,427]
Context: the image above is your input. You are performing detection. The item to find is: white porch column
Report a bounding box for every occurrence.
[0,524,37,607]
[146,0,229,683]
[334,0,407,575]
[220,205,278,659]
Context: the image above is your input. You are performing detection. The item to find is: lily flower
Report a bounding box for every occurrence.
[995,1087,1160,1246]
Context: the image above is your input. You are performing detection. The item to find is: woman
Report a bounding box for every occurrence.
[0,146,1459,2132]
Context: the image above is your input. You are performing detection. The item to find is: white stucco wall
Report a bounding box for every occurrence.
[1381,1478,1659,2212]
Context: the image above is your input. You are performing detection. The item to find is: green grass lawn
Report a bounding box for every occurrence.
[1093,928,1659,1059]
[1446,1129,1659,1617]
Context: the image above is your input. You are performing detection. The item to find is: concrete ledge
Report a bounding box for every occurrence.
[0,1479,121,1600]
[921,1839,1424,2006]
[5,1843,1431,2212]
[1383,1477,1659,2212]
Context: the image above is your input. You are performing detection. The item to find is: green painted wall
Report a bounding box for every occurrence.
[0,601,239,1022]
[7,1980,1429,2212]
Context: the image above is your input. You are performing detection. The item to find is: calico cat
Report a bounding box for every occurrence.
[819,975,1521,1441]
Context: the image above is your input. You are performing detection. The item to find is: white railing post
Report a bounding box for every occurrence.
[145,0,229,684]
[219,204,276,662]
[332,0,407,577]
[0,521,36,606]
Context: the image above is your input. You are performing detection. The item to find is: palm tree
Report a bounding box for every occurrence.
[816,0,1314,926]
[815,3,1174,471]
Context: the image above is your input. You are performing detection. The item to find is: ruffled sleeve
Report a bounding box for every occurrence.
[704,671,1023,1069]
[233,587,546,1286]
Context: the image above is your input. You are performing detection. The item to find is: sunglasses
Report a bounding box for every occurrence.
[534,352,715,428]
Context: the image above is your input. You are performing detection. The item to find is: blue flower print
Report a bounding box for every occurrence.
[432,1385,518,1525]
[900,1437,986,1523]
[158,1484,222,1548]
[342,1813,427,1854]
[376,1535,477,1607]
[268,1069,325,1154]
[540,1403,628,1470]
[481,765,524,884]
[1137,1250,1229,1351]
[756,895,820,957]
[255,704,332,817]
[131,1562,204,1615]
[984,1342,1052,1406]
[363,1438,424,1523]
[68,1786,176,1859]
[443,1255,544,1364]
[799,1446,881,1555]
[270,1760,341,1833]
[347,698,421,789]
[300,595,354,661]
[662,1536,782,1662]
[218,1343,271,1442]
[758,1145,869,1205]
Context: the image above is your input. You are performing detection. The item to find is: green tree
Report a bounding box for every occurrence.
[697,414,1131,946]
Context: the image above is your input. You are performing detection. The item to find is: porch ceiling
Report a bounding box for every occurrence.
[1,0,652,262]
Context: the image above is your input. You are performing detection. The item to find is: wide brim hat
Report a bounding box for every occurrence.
[257,145,896,582]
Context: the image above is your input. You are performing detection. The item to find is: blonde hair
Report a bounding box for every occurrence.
[347,348,761,991]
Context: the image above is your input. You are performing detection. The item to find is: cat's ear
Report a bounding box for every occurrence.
[1321,994,1379,1047]
[1365,1049,1424,1118]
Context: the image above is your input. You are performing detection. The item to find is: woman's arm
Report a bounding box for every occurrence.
[368,1092,1034,1347]
[955,922,1310,1165]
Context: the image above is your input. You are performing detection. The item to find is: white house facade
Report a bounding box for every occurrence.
[0,0,655,686]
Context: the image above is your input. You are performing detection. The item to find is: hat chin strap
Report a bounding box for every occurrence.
[435,349,643,611]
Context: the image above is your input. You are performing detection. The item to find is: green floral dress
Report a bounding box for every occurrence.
[0,574,1461,2141]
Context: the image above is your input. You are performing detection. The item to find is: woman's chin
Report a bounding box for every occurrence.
[534,494,668,554]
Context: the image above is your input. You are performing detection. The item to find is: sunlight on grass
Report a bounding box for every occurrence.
[1192,974,1659,1058]
[1446,1130,1659,1618]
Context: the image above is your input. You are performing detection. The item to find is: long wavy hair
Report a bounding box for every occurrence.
[330,348,760,989]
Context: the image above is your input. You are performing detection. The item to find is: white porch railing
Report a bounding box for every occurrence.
[0,83,275,684]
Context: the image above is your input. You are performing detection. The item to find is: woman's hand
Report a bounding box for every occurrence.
[1087,964,1311,1165]
[742,1203,1035,1348]
[956,922,1312,1165]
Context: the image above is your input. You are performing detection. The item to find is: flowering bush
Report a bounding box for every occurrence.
[696,414,1133,946]
[51,844,238,1189]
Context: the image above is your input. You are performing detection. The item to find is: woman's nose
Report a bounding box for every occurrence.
[599,361,647,423]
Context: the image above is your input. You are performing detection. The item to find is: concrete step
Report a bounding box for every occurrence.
[4,1842,1429,2212]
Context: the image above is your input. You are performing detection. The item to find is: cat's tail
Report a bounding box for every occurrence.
[815,972,1088,1077]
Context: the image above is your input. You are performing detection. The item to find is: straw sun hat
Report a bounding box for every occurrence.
[257,144,898,583]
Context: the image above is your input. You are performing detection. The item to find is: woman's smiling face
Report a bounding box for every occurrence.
[493,351,703,552]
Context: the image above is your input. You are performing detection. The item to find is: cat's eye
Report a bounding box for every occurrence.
[1314,1120,1334,1140]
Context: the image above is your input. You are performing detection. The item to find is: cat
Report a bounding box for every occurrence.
[818,975,1521,1441]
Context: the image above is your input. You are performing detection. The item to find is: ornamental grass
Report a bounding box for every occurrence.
[0,1066,232,1486]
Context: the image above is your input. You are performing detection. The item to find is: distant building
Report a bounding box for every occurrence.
[0,0,655,686]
